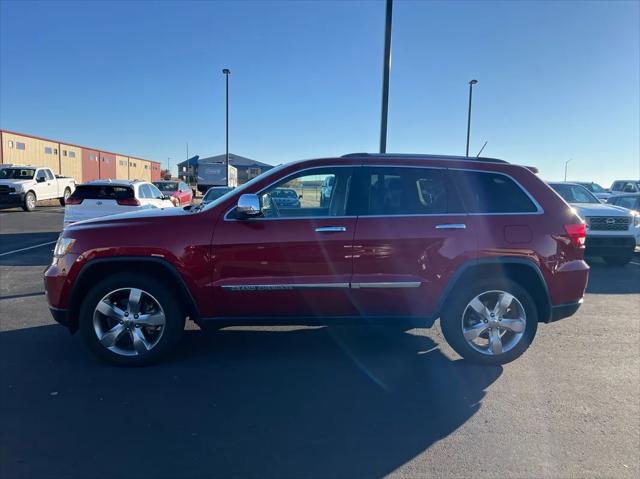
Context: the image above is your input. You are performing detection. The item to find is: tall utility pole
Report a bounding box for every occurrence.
[379,0,393,153]
[564,158,573,181]
[222,68,231,186]
[167,157,171,179]
[465,79,478,157]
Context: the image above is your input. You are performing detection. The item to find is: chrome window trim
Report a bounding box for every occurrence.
[224,165,355,222]
[223,163,544,221]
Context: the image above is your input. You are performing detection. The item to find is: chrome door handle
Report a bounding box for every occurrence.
[435,223,466,230]
[315,226,347,233]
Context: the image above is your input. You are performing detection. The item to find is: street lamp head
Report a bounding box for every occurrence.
[222,68,231,75]
[469,79,478,85]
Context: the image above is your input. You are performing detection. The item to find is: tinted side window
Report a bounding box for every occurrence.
[45,169,55,180]
[450,170,538,213]
[365,167,464,215]
[138,185,151,199]
[148,184,164,199]
[616,196,638,209]
[36,170,47,181]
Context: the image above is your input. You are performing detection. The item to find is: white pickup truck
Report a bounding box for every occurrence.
[0,165,76,211]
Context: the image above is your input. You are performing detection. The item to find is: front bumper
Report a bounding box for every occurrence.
[0,192,25,208]
[585,236,636,256]
[48,306,70,328]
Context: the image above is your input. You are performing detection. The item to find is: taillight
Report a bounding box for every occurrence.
[116,198,141,206]
[564,223,586,247]
[65,197,83,205]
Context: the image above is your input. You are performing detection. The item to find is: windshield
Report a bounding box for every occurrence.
[200,164,285,211]
[0,168,35,179]
[588,183,606,193]
[153,182,178,192]
[203,187,233,203]
[551,183,600,204]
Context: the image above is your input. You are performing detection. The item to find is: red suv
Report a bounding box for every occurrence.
[45,154,589,366]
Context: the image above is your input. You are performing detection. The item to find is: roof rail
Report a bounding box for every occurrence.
[341,152,508,164]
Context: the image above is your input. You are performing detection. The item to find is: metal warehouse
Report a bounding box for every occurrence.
[0,130,161,182]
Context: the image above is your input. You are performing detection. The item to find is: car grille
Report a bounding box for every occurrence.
[587,216,630,231]
[0,185,11,195]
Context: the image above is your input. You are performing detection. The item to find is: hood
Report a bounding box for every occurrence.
[569,202,632,217]
[0,179,31,187]
[66,205,196,231]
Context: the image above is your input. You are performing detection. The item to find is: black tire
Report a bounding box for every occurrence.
[79,273,185,366]
[59,188,71,206]
[440,278,538,365]
[603,254,633,266]
[22,191,36,212]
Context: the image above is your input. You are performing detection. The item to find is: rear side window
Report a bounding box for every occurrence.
[365,167,464,215]
[69,185,134,200]
[450,170,538,214]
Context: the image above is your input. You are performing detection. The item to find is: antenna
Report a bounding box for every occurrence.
[476,141,488,158]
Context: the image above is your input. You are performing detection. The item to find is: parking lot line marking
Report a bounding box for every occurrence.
[0,241,57,257]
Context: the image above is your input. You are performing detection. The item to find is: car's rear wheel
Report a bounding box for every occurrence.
[79,273,185,366]
[59,188,71,206]
[22,191,36,212]
[440,279,538,365]
[603,254,633,266]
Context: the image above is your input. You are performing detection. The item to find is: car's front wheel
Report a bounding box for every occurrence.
[22,191,36,212]
[79,273,185,366]
[440,279,538,365]
[59,188,71,206]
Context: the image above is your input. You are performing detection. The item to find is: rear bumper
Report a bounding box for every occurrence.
[549,299,583,322]
[585,236,636,256]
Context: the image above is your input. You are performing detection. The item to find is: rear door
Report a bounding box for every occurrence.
[350,166,473,318]
[211,166,357,318]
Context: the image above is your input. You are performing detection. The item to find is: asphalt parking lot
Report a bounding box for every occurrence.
[0,206,638,479]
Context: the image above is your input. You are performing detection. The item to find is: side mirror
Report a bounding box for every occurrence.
[299,194,303,199]
[236,194,261,218]
[36,177,45,183]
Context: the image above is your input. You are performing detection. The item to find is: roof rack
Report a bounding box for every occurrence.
[341,153,508,164]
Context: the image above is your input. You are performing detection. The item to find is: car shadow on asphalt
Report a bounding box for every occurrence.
[585,259,640,294]
[0,324,501,479]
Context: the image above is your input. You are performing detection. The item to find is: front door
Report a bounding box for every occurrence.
[211,166,358,318]
[350,166,475,318]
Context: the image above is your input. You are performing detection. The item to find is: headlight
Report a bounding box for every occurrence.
[53,237,75,258]
[633,213,640,228]
[12,184,23,192]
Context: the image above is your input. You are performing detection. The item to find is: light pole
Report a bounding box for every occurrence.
[465,79,478,157]
[379,0,393,153]
[167,157,171,179]
[222,68,231,186]
[564,158,573,181]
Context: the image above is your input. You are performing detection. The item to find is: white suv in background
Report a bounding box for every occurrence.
[63,180,175,227]
[549,182,639,266]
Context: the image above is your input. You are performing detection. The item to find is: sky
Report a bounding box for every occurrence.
[0,0,638,184]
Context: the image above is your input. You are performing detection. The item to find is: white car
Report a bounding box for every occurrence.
[63,180,175,227]
[0,165,76,211]
[550,182,639,266]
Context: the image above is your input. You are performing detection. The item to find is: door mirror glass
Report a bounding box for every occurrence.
[36,176,46,183]
[237,194,261,218]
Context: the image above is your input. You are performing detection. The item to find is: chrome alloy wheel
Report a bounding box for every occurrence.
[461,290,527,356]
[92,288,166,357]
[26,194,36,209]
